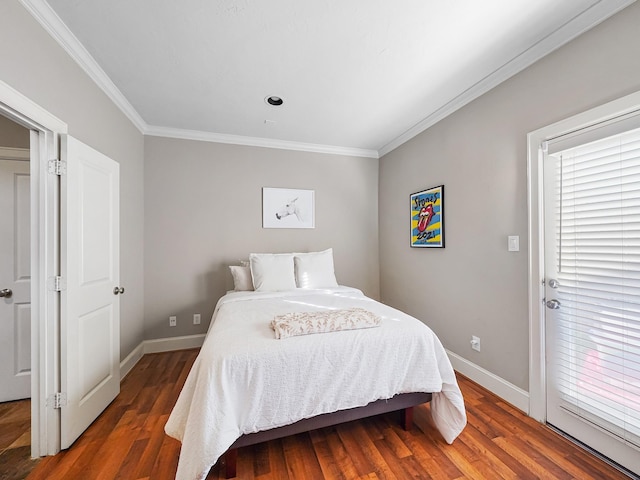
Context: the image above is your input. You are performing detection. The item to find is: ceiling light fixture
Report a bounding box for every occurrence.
[266,96,284,106]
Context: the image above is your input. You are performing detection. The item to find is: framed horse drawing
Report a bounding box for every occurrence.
[262,187,315,229]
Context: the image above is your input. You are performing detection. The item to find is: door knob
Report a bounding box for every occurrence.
[546,299,561,310]
[113,287,124,295]
[0,288,12,298]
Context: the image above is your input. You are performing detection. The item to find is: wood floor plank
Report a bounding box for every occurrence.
[357,474,380,480]
[0,445,39,480]
[325,426,361,478]
[459,421,527,479]
[250,440,270,477]
[0,399,31,453]
[396,429,453,480]
[236,446,256,480]
[30,444,89,480]
[264,438,289,480]
[373,437,415,480]
[313,438,348,480]
[13,349,635,480]
[352,422,399,480]
[335,423,377,477]
[379,426,412,459]
[88,425,138,480]
[131,414,172,478]
[464,406,503,440]
[411,414,464,479]
[457,426,519,480]
[397,454,433,480]
[564,449,631,480]
[282,433,325,480]
[114,438,149,480]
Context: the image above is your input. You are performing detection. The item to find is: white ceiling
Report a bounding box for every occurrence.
[22,0,635,157]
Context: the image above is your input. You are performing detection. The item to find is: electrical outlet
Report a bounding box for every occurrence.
[471,335,481,352]
[169,315,177,327]
[193,313,201,325]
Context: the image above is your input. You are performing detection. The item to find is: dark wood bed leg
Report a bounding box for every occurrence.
[223,448,238,478]
[401,406,414,431]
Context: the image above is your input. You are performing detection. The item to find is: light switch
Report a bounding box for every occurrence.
[508,235,520,252]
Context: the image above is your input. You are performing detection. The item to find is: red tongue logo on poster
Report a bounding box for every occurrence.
[411,185,444,249]
[417,205,434,232]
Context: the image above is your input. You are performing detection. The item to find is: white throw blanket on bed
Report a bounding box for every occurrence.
[165,287,467,480]
[271,307,381,338]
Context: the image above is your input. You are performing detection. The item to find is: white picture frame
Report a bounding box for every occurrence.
[262,187,315,229]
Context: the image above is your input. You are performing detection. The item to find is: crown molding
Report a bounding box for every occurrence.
[21,0,632,159]
[19,0,148,133]
[145,125,379,158]
[378,0,636,157]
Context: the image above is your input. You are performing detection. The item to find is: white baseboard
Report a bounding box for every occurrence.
[143,334,206,354]
[119,342,144,380]
[447,349,530,414]
[119,334,206,379]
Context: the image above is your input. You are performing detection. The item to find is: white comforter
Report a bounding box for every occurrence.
[165,287,466,480]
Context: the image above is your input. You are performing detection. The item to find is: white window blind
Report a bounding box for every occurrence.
[552,125,640,448]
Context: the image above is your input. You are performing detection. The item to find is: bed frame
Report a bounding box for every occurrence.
[218,391,432,478]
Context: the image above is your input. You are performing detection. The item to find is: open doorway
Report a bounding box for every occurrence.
[0,81,68,473]
[0,82,121,472]
[0,113,38,477]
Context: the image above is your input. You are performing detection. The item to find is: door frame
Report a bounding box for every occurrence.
[527,89,640,422]
[0,79,68,456]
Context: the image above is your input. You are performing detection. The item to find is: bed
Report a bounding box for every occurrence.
[164,251,467,480]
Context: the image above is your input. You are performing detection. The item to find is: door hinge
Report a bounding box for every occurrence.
[48,159,66,176]
[49,392,67,409]
[49,276,66,292]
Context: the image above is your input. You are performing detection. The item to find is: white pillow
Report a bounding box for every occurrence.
[229,265,254,291]
[294,248,338,289]
[250,253,297,291]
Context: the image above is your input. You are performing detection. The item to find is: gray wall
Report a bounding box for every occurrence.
[144,136,379,339]
[0,0,146,361]
[379,2,640,391]
[0,115,29,148]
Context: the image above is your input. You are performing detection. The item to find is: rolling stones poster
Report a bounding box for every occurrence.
[411,185,444,248]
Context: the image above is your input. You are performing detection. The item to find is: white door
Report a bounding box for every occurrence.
[60,135,120,449]
[0,159,31,402]
[544,132,640,474]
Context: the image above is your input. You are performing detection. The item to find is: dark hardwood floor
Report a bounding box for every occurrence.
[15,348,632,479]
[0,398,38,480]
